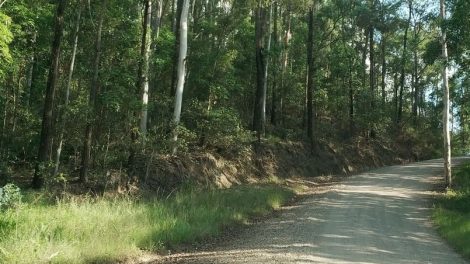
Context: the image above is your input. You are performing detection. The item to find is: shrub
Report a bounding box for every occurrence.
[0,184,22,211]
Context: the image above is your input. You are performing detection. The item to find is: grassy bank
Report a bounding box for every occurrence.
[433,162,470,259]
[0,185,294,264]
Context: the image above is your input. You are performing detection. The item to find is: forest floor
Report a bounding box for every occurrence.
[151,158,469,264]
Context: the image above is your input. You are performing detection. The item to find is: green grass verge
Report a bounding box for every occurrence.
[433,162,470,259]
[0,185,294,264]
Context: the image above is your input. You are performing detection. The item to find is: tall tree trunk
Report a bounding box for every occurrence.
[270,2,279,126]
[369,5,376,137]
[369,27,375,104]
[362,29,368,88]
[397,1,412,125]
[80,1,105,183]
[381,34,386,105]
[412,49,418,118]
[279,6,291,125]
[253,3,268,140]
[262,4,272,134]
[150,0,164,108]
[26,31,37,108]
[412,25,419,120]
[171,0,189,155]
[349,64,354,135]
[152,0,163,39]
[32,0,67,189]
[170,0,184,97]
[53,3,82,177]
[461,93,466,149]
[306,6,315,141]
[393,71,398,123]
[440,0,451,187]
[139,0,153,135]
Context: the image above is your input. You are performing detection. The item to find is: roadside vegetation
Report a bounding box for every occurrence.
[433,162,470,259]
[0,184,294,264]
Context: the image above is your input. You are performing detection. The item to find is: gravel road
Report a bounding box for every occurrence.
[155,159,468,264]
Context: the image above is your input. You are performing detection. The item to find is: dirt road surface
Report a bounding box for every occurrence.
[155,159,468,264]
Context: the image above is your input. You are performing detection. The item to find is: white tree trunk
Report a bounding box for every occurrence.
[440,0,452,187]
[139,0,152,135]
[262,4,273,133]
[0,0,8,9]
[172,0,190,154]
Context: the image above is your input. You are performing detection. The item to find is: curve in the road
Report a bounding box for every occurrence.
[157,159,468,264]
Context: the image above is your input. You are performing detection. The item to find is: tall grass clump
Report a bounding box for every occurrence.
[433,162,470,259]
[0,184,293,264]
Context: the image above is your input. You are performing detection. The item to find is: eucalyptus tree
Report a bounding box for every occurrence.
[440,0,451,187]
[253,0,269,140]
[396,0,412,125]
[171,0,189,154]
[138,0,153,135]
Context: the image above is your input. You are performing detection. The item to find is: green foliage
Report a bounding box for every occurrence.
[0,184,22,211]
[184,100,252,150]
[0,12,13,78]
[433,162,470,259]
[0,185,293,264]
[0,0,456,196]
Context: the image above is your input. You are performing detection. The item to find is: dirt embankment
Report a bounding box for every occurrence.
[129,137,416,191]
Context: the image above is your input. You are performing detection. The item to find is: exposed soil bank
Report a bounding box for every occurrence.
[132,137,418,191]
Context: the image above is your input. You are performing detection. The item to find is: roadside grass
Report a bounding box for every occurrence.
[0,184,294,264]
[433,162,470,259]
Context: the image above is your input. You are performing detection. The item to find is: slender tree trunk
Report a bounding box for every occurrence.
[381,34,386,105]
[171,0,177,32]
[279,6,291,125]
[461,94,466,149]
[362,29,368,88]
[253,3,268,140]
[306,6,315,141]
[270,2,279,126]
[170,0,184,97]
[262,4,272,134]
[349,64,354,135]
[440,0,451,187]
[369,27,375,104]
[53,3,82,177]
[80,1,105,183]
[393,71,398,122]
[171,0,189,155]
[412,25,419,120]
[26,31,37,108]
[139,0,153,135]
[32,0,67,189]
[397,1,412,125]
[150,0,164,106]
[369,8,376,137]
[152,0,163,39]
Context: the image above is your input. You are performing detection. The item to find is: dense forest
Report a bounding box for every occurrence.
[0,0,469,189]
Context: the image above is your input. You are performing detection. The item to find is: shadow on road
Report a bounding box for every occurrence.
[155,159,468,264]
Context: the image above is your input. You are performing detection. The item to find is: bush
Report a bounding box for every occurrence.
[184,101,251,150]
[0,184,22,211]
